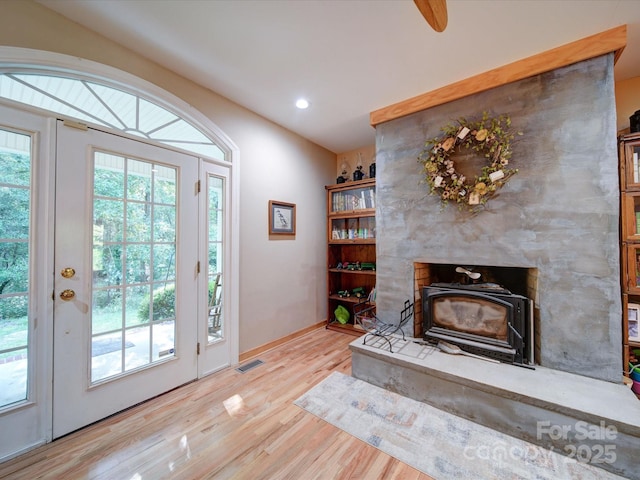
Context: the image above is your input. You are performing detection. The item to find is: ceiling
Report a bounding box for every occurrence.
[38,0,640,154]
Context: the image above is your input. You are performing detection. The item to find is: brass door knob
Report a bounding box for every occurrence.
[61,267,76,278]
[59,289,76,301]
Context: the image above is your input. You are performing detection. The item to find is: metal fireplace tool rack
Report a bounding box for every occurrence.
[354,298,414,353]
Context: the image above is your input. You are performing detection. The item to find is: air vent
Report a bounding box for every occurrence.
[236,359,264,373]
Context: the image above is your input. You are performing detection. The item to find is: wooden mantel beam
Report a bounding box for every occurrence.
[370,25,627,127]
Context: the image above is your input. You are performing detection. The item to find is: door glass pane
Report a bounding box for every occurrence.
[631,194,640,238]
[0,128,31,409]
[92,151,178,383]
[208,175,224,343]
[634,247,640,290]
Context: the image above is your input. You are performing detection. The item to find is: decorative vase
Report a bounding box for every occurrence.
[630,110,640,133]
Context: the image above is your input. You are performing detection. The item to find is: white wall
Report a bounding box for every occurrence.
[0,1,336,354]
[615,76,640,133]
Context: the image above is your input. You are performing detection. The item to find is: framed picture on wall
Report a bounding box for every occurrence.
[269,200,296,235]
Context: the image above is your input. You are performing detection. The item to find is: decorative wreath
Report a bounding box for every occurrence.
[418,112,521,211]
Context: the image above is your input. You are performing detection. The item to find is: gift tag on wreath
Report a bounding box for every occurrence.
[418,112,522,211]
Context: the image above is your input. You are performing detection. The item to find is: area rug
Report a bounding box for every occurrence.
[294,372,624,480]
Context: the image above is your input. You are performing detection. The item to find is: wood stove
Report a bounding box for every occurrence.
[422,283,534,367]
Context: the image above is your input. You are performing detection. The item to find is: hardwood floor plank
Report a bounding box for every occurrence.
[0,329,433,480]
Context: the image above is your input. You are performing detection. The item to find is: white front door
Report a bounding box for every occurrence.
[52,121,199,438]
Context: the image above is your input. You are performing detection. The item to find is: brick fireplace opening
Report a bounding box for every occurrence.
[413,262,540,362]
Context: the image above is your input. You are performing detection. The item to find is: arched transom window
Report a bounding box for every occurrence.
[0,73,225,160]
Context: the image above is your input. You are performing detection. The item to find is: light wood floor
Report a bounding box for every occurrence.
[0,328,433,480]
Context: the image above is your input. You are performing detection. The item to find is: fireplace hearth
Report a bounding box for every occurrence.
[422,282,534,367]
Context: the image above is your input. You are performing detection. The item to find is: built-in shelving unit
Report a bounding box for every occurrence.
[618,132,640,397]
[325,178,376,335]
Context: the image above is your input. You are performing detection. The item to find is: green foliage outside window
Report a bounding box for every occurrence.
[137,284,176,322]
[0,150,30,319]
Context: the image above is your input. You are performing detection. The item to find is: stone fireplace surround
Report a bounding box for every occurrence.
[374,54,621,383]
[350,52,640,478]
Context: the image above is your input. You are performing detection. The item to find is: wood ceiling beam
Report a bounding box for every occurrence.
[370,25,627,127]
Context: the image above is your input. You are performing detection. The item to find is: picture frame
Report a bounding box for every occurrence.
[269,200,296,235]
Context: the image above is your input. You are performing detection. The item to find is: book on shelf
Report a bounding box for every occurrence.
[368,285,376,303]
[331,187,376,212]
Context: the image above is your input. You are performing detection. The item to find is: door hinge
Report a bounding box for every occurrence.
[197,342,201,355]
[196,180,201,193]
[197,261,201,274]
[63,119,89,131]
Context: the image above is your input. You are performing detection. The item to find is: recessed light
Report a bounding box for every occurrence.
[295,98,310,109]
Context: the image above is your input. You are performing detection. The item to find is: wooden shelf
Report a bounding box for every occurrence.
[370,26,626,127]
[328,294,373,304]
[329,208,376,218]
[328,268,376,275]
[326,321,365,336]
[329,239,376,245]
[325,178,375,190]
